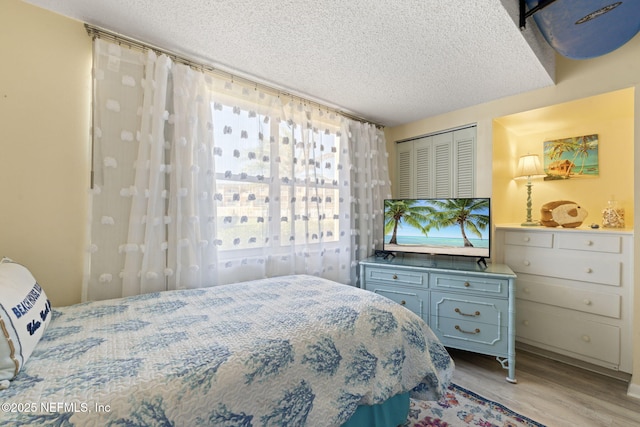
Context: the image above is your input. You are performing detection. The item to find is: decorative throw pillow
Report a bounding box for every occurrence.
[0,257,51,385]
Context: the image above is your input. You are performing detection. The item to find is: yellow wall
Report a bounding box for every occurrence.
[0,0,91,306]
[385,33,640,393]
[493,88,634,227]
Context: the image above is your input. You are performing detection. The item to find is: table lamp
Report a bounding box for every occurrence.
[515,154,546,226]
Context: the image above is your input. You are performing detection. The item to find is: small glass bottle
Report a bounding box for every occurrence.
[602,199,625,228]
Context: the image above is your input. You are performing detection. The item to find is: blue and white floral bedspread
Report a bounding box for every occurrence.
[1,275,453,426]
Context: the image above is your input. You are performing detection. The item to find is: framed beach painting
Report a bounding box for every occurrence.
[543,134,599,180]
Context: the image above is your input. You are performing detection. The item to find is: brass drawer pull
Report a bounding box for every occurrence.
[400,300,406,305]
[455,325,480,334]
[455,308,480,317]
[392,274,398,280]
[463,282,471,287]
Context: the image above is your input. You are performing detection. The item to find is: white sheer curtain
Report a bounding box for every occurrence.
[85,38,390,300]
[347,120,390,281]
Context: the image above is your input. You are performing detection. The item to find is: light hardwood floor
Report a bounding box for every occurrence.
[448,348,640,427]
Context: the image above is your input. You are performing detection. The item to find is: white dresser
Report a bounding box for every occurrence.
[495,225,633,373]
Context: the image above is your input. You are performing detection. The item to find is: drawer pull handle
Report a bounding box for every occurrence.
[523,260,530,266]
[582,335,591,343]
[455,325,480,334]
[583,299,592,306]
[585,268,593,274]
[464,282,471,287]
[455,308,480,317]
[392,274,398,280]
[523,237,530,242]
[400,300,406,306]
[586,240,593,246]
[523,320,530,326]
[523,287,530,294]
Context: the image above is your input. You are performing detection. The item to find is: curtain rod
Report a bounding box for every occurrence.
[84,24,383,128]
[396,123,477,144]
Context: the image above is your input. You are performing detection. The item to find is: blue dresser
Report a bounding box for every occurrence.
[359,255,517,383]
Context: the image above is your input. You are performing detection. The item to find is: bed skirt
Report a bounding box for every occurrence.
[342,392,410,427]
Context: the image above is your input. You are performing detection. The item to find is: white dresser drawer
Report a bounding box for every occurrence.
[364,267,428,288]
[516,303,620,366]
[557,233,621,254]
[504,246,621,286]
[504,231,553,248]
[516,277,621,318]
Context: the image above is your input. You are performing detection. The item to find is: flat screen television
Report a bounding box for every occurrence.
[383,198,491,262]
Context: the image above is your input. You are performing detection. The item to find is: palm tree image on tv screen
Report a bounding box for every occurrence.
[383,198,490,258]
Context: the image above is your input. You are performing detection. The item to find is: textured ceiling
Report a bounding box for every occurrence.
[24,0,555,127]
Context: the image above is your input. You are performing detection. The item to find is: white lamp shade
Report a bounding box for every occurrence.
[515,154,545,179]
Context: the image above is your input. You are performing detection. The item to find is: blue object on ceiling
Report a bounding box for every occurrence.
[523,0,640,59]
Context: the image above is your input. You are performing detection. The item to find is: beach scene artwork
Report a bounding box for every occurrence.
[543,134,599,180]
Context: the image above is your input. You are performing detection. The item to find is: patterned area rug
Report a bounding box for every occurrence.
[405,383,546,427]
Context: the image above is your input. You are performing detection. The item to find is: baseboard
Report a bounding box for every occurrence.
[627,379,640,399]
[516,342,631,382]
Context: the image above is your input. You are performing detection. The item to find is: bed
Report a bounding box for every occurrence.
[0,260,453,427]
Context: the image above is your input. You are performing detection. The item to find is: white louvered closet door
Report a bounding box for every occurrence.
[453,127,475,197]
[432,133,453,197]
[394,125,475,198]
[396,142,414,198]
[414,137,432,197]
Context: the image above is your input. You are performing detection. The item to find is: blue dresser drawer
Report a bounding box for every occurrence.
[430,291,508,356]
[364,267,429,288]
[430,273,508,297]
[431,292,508,327]
[430,315,508,356]
[370,286,429,322]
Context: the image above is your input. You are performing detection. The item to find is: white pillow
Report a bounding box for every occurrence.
[0,257,51,384]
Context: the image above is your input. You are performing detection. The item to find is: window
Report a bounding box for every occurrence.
[212,103,343,257]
